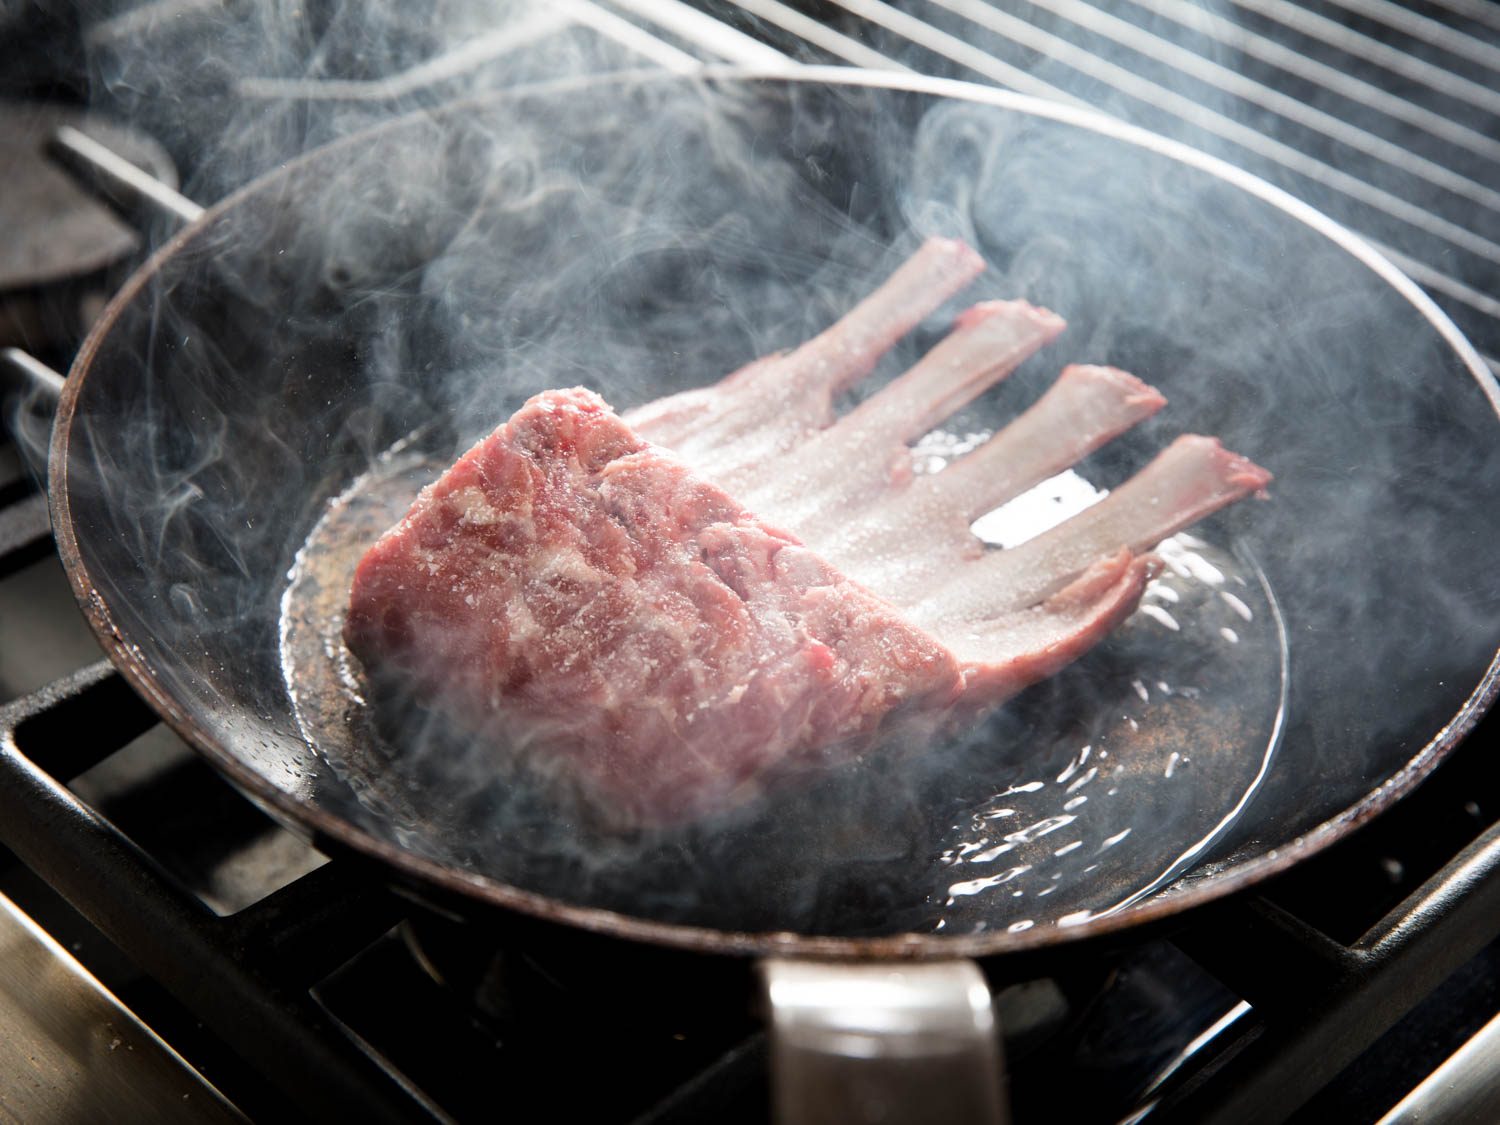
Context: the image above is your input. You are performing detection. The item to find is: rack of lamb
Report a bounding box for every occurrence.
[343,238,1270,828]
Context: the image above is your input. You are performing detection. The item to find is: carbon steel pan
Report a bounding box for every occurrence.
[51,70,1500,958]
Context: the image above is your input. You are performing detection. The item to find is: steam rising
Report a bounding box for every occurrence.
[52,6,1500,940]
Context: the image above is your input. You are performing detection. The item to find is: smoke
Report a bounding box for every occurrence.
[48,4,1500,941]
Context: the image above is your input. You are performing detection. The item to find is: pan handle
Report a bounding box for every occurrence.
[1,349,65,409]
[47,125,205,231]
[4,127,201,474]
[759,958,1007,1125]
[1,349,65,482]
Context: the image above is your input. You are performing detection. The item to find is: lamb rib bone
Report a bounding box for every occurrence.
[624,236,986,482]
[763,362,1169,607]
[630,238,1270,710]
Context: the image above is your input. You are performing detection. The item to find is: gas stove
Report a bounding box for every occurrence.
[2,3,1499,1123]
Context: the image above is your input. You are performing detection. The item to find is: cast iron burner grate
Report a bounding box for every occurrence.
[689,0,1500,368]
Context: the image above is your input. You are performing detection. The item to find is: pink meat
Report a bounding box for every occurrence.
[344,390,962,828]
[345,238,1270,827]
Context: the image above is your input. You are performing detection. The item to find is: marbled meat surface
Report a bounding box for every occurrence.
[344,389,963,827]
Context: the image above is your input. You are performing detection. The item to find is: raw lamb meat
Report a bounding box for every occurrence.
[344,238,1270,828]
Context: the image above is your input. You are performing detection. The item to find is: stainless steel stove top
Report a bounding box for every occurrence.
[0,892,242,1123]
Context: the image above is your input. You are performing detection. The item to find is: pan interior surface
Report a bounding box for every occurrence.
[55,73,1500,951]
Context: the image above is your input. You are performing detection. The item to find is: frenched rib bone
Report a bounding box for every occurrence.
[625,236,987,483]
[346,238,1269,827]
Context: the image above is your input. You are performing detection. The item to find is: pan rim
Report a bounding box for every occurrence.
[49,65,1500,961]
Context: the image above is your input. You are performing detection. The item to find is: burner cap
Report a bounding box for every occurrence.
[0,101,177,291]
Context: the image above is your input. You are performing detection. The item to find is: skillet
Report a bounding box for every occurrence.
[51,69,1500,968]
